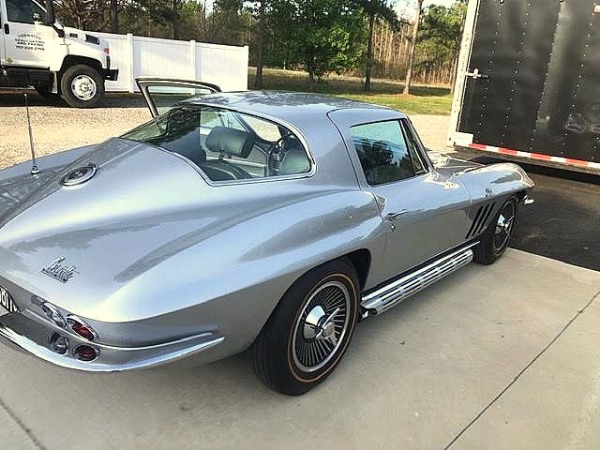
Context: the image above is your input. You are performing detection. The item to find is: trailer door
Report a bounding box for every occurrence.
[451,0,600,172]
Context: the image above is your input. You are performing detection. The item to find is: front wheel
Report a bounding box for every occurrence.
[60,64,104,108]
[250,259,360,395]
[473,196,518,265]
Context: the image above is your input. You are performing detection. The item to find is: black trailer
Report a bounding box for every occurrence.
[448,0,600,174]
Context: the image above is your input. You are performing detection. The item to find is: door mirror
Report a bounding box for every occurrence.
[136,77,221,117]
[44,0,55,24]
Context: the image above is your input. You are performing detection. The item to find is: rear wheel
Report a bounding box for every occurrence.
[473,196,518,265]
[250,259,360,395]
[60,64,104,108]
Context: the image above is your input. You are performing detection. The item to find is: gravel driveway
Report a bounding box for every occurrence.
[0,92,451,169]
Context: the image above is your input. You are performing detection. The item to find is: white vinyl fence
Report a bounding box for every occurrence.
[96,32,249,93]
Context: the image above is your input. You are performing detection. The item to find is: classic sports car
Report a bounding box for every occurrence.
[0,79,534,395]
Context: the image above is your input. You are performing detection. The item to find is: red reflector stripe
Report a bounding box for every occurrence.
[467,143,600,170]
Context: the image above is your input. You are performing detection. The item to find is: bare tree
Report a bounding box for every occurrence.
[355,1,399,92]
[110,0,118,33]
[403,0,423,95]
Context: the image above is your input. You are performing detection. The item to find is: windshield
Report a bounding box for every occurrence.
[122,105,312,183]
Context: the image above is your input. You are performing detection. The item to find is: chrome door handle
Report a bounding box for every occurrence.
[386,210,408,221]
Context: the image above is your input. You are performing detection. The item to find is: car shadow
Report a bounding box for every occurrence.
[454,151,600,271]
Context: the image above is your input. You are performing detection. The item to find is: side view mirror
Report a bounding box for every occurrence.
[33,12,42,22]
[44,0,55,25]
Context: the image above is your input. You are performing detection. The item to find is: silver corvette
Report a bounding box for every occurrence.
[0,79,534,395]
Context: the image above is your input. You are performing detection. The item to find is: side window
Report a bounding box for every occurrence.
[351,120,416,185]
[6,0,44,24]
[400,119,428,175]
[122,105,312,183]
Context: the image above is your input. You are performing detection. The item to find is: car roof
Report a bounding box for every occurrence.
[186,91,406,125]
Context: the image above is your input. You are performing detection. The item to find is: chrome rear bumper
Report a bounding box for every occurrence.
[0,312,224,372]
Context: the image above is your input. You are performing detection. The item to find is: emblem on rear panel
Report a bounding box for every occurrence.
[61,164,97,187]
[0,286,19,314]
[42,257,78,283]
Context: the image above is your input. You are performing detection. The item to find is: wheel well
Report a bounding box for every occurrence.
[342,249,371,291]
[515,190,528,202]
[60,56,103,77]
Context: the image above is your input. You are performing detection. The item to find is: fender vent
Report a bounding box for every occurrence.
[466,202,495,239]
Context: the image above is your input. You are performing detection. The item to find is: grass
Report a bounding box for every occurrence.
[248,67,452,115]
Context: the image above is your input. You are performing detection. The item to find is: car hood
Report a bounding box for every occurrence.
[0,138,288,317]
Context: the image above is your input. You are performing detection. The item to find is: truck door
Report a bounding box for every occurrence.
[2,0,55,68]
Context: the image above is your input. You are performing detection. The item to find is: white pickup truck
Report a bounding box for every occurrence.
[0,0,117,107]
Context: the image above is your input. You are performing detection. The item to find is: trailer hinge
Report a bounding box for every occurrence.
[465,68,489,80]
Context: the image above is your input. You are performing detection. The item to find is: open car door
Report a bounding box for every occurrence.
[136,77,221,118]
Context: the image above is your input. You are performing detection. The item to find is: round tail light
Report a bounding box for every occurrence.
[67,316,97,341]
[73,345,99,362]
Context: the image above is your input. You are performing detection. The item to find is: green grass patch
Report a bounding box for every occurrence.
[249,68,452,115]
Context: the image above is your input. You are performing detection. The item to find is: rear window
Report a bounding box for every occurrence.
[122,105,312,183]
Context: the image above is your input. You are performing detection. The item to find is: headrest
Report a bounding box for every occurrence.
[205,126,256,159]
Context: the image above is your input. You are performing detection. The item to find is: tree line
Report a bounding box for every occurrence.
[55,0,466,92]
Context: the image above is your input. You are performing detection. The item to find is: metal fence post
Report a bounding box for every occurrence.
[127,33,135,93]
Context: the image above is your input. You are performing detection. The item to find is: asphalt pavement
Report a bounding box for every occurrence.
[452,151,600,272]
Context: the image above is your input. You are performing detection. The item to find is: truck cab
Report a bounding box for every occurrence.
[0,0,117,107]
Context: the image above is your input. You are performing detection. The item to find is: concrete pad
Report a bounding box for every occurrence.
[452,289,600,449]
[0,401,37,450]
[1,249,599,449]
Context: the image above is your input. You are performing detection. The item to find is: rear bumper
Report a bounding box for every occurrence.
[0,312,224,373]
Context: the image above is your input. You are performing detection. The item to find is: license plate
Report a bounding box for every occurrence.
[0,286,19,316]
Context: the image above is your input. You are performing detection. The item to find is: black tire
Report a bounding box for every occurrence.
[250,259,360,395]
[473,196,518,265]
[60,64,104,108]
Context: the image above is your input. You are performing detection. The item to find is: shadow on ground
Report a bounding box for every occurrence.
[0,89,147,108]
[455,151,600,271]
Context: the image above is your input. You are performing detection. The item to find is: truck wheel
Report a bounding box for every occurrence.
[249,259,360,395]
[60,64,104,108]
[473,196,518,265]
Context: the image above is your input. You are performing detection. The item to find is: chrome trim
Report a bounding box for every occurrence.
[361,243,477,315]
[0,316,225,372]
[523,195,535,206]
[61,164,97,187]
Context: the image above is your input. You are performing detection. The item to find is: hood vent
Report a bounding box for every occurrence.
[466,202,495,239]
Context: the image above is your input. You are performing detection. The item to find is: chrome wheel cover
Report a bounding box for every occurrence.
[494,200,516,252]
[292,280,351,373]
[70,74,97,101]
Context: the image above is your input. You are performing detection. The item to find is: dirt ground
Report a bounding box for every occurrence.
[0,91,451,169]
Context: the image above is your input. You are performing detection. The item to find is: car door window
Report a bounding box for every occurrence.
[351,120,417,185]
[6,0,44,23]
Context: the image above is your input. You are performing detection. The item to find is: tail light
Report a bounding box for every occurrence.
[73,344,99,362]
[67,316,97,341]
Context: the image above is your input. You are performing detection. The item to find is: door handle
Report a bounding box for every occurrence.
[386,210,408,221]
[465,68,489,80]
[4,24,9,34]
